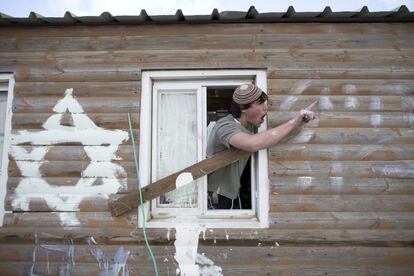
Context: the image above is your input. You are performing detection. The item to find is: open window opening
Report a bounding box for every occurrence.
[207,87,251,210]
[140,70,269,228]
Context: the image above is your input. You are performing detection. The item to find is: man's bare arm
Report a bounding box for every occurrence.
[229,101,317,152]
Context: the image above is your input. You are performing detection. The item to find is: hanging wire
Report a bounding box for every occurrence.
[128,112,159,276]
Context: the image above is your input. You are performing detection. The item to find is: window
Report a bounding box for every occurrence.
[0,74,14,226]
[139,70,268,228]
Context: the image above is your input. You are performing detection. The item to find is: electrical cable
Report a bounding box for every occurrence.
[128,112,159,276]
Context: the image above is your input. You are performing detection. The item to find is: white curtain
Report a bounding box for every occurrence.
[156,90,198,207]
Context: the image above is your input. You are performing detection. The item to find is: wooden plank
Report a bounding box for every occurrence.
[267,79,414,96]
[1,33,413,52]
[9,129,138,146]
[13,96,139,113]
[7,160,135,177]
[269,111,414,128]
[4,195,112,212]
[6,145,135,161]
[8,177,138,193]
[9,64,414,84]
[270,176,414,195]
[268,160,414,178]
[0,261,412,276]
[4,211,414,231]
[0,243,413,266]
[269,195,414,212]
[268,144,414,161]
[2,49,413,67]
[268,212,414,229]
[280,128,414,144]
[6,64,142,83]
[12,113,140,129]
[11,111,413,130]
[2,212,136,228]
[109,147,250,216]
[268,95,413,112]
[1,23,412,38]
[14,81,140,96]
[1,226,413,244]
[267,67,414,80]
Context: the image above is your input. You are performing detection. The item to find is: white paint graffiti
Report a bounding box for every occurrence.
[342,84,357,94]
[30,235,130,275]
[344,96,360,110]
[9,89,129,218]
[296,176,313,189]
[279,96,298,110]
[370,114,383,127]
[290,80,312,95]
[174,226,223,276]
[404,113,414,128]
[318,96,334,110]
[369,97,383,111]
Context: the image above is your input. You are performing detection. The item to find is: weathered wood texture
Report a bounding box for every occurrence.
[0,22,413,275]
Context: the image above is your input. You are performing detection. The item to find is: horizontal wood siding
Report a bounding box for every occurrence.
[0,22,413,274]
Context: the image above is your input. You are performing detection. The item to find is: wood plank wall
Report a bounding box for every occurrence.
[0,23,413,275]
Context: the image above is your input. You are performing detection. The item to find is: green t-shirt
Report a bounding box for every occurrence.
[207,114,255,199]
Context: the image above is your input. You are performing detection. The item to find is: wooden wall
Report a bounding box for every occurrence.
[0,22,413,275]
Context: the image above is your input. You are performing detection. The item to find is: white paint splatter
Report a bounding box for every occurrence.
[11,129,128,146]
[84,145,122,161]
[296,176,313,189]
[401,97,414,111]
[342,84,357,94]
[369,97,383,111]
[9,146,50,161]
[288,129,315,143]
[371,84,408,95]
[89,244,130,276]
[82,161,126,178]
[15,161,47,177]
[279,96,298,110]
[404,113,414,128]
[198,254,223,276]
[167,228,171,241]
[174,226,201,276]
[321,87,331,95]
[174,226,222,276]
[372,164,414,178]
[318,96,334,110]
[59,212,80,227]
[11,177,126,211]
[175,172,194,189]
[290,80,312,95]
[370,114,383,127]
[344,96,359,110]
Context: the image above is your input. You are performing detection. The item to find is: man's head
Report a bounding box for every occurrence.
[229,84,268,127]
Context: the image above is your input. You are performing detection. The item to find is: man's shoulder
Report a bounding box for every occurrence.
[215,114,236,126]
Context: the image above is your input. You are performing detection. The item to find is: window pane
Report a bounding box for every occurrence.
[156,90,198,207]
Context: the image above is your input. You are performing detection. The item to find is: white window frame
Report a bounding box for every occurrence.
[139,70,269,228]
[0,74,15,226]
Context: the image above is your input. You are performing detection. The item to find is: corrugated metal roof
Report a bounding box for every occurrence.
[0,5,413,26]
